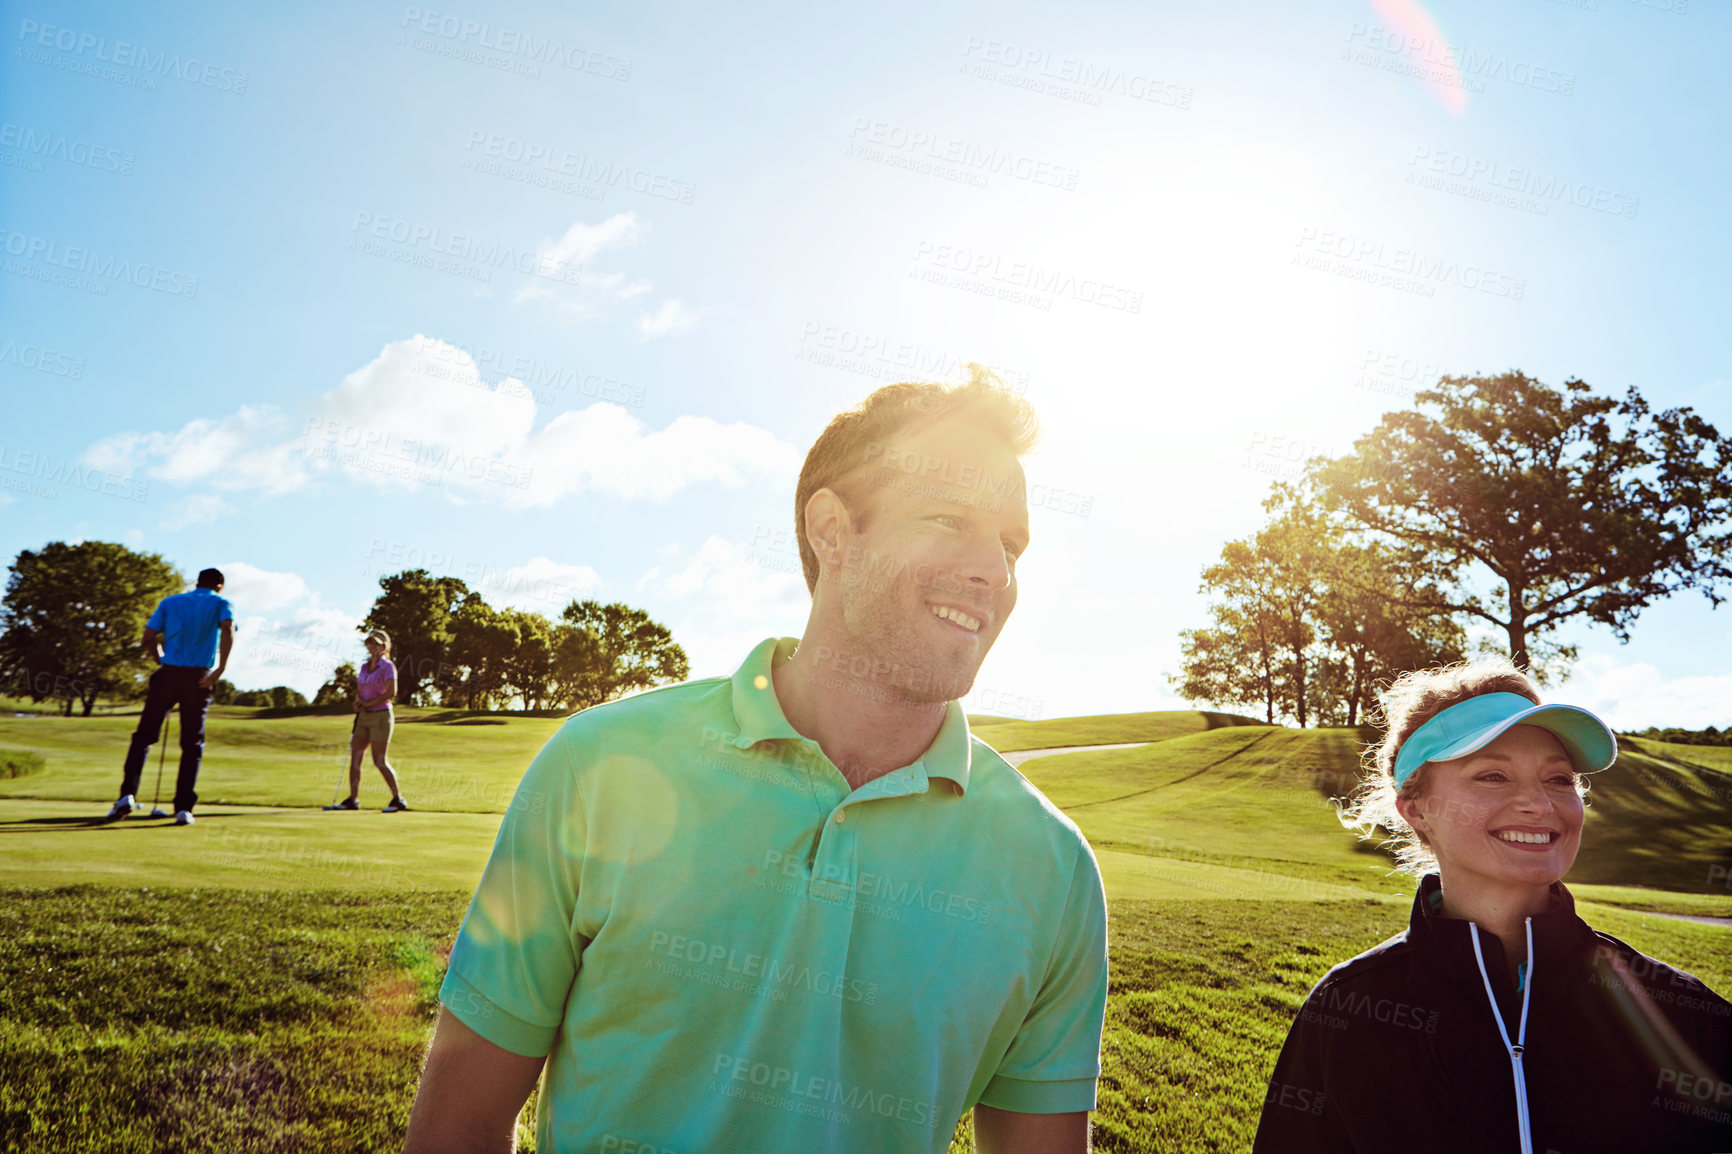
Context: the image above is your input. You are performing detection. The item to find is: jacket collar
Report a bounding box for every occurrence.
[1406,873,1599,987]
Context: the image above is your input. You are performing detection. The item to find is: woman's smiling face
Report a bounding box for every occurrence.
[1396,723,1586,896]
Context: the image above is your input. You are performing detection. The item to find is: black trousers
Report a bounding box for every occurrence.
[119,665,214,813]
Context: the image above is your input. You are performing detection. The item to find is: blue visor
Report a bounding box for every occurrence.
[1392,692,1618,789]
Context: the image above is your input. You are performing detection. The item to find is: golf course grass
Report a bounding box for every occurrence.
[2,706,1729,1151]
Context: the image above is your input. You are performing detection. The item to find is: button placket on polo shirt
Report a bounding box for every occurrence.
[807,767,932,905]
[806,768,854,904]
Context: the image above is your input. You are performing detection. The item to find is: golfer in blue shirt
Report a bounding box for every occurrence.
[105,567,235,826]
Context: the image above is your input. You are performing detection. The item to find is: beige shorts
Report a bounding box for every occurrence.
[354,708,394,745]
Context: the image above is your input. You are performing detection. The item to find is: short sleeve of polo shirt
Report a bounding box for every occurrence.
[977,843,1109,1114]
[439,727,587,1058]
[146,600,168,631]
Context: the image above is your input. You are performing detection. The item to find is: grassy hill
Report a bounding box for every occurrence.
[968,709,1267,752]
[1010,724,1732,900]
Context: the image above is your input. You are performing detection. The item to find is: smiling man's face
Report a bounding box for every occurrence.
[822,413,1030,705]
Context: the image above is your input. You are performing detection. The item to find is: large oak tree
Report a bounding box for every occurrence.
[1313,373,1732,674]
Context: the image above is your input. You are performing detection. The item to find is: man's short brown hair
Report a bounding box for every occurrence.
[794,365,1039,592]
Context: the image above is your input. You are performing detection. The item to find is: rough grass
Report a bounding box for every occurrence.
[0,886,469,1153]
[1,746,45,779]
[4,710,1731,1151]
[7,887,1724,1154]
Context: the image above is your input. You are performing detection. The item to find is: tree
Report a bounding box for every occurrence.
[313,662,357,707]
[232,686,304,707]
[1174,602,1288,724]
[269,686,309,709]
[0,541,183,716]
[212,678,237,705]
[552,600,689,711]
[1308,535,1465,727]
[439,595,520,710]
[362,570,471,705]
[1314,373,1732,674]
[1174,488,1463,727]
[501,609,555,710]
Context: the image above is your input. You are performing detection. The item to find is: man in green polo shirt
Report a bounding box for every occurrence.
[405,370,1108,1153]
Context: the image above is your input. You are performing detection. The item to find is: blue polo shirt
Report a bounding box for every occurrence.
[441,637,1109,1152]
[145,587,233,668]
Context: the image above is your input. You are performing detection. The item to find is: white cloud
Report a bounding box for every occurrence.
[539,213,643,270]
[195,565,362,694]
[516,404,800,505]
[638,298,697,340]
[233,602,365,693]
[85,406,310,496]
[78,336,797,509]
[638,535,809,679]
[219,561,313,612]
[473,556,602,614]
[515,213,655,316]
[315,338,536,469]
[1555,654,1732,731]
[160,494,232,530]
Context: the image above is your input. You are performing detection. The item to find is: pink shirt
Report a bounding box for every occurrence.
[358,657,396,711]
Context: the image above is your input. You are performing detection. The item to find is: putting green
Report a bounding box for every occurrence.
[0,798,499,891]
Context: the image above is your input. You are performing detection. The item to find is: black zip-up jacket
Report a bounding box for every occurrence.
[1253,876,1732,1153]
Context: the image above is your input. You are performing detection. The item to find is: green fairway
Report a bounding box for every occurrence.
[0,708,562,813]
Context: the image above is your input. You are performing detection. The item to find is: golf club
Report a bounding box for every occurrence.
[324,712,357,810]
[148,712,171,818]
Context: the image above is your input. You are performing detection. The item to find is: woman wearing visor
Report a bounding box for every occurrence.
[1254,661,1732,1154]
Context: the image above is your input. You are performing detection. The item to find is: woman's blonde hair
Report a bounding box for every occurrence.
[1340,657,1574,876]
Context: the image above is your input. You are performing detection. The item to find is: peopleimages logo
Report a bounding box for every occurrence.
[15,19,249,93]
[0,339,84,379]
[462,131,695,205]
[349,212,584,285]
[710,1053,937,1128]
[398,8,631,79]
[0,123,133,174]
[0,445,148,502]
[846,118,1080,191]
[0,230,199,298]
[1293,228,1525,301]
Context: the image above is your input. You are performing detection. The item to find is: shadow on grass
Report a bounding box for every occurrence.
[0,811,257,834]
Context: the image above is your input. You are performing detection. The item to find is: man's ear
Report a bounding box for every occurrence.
[803,488,852,571]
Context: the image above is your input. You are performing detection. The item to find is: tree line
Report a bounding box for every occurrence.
[334,568,689,711]
[0,546,687,715]
[1174,372,1732,728]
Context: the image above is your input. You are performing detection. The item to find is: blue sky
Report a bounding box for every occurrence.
[3,0,1727,728]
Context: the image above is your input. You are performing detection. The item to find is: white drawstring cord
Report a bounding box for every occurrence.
[1470,918,1536,1154]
